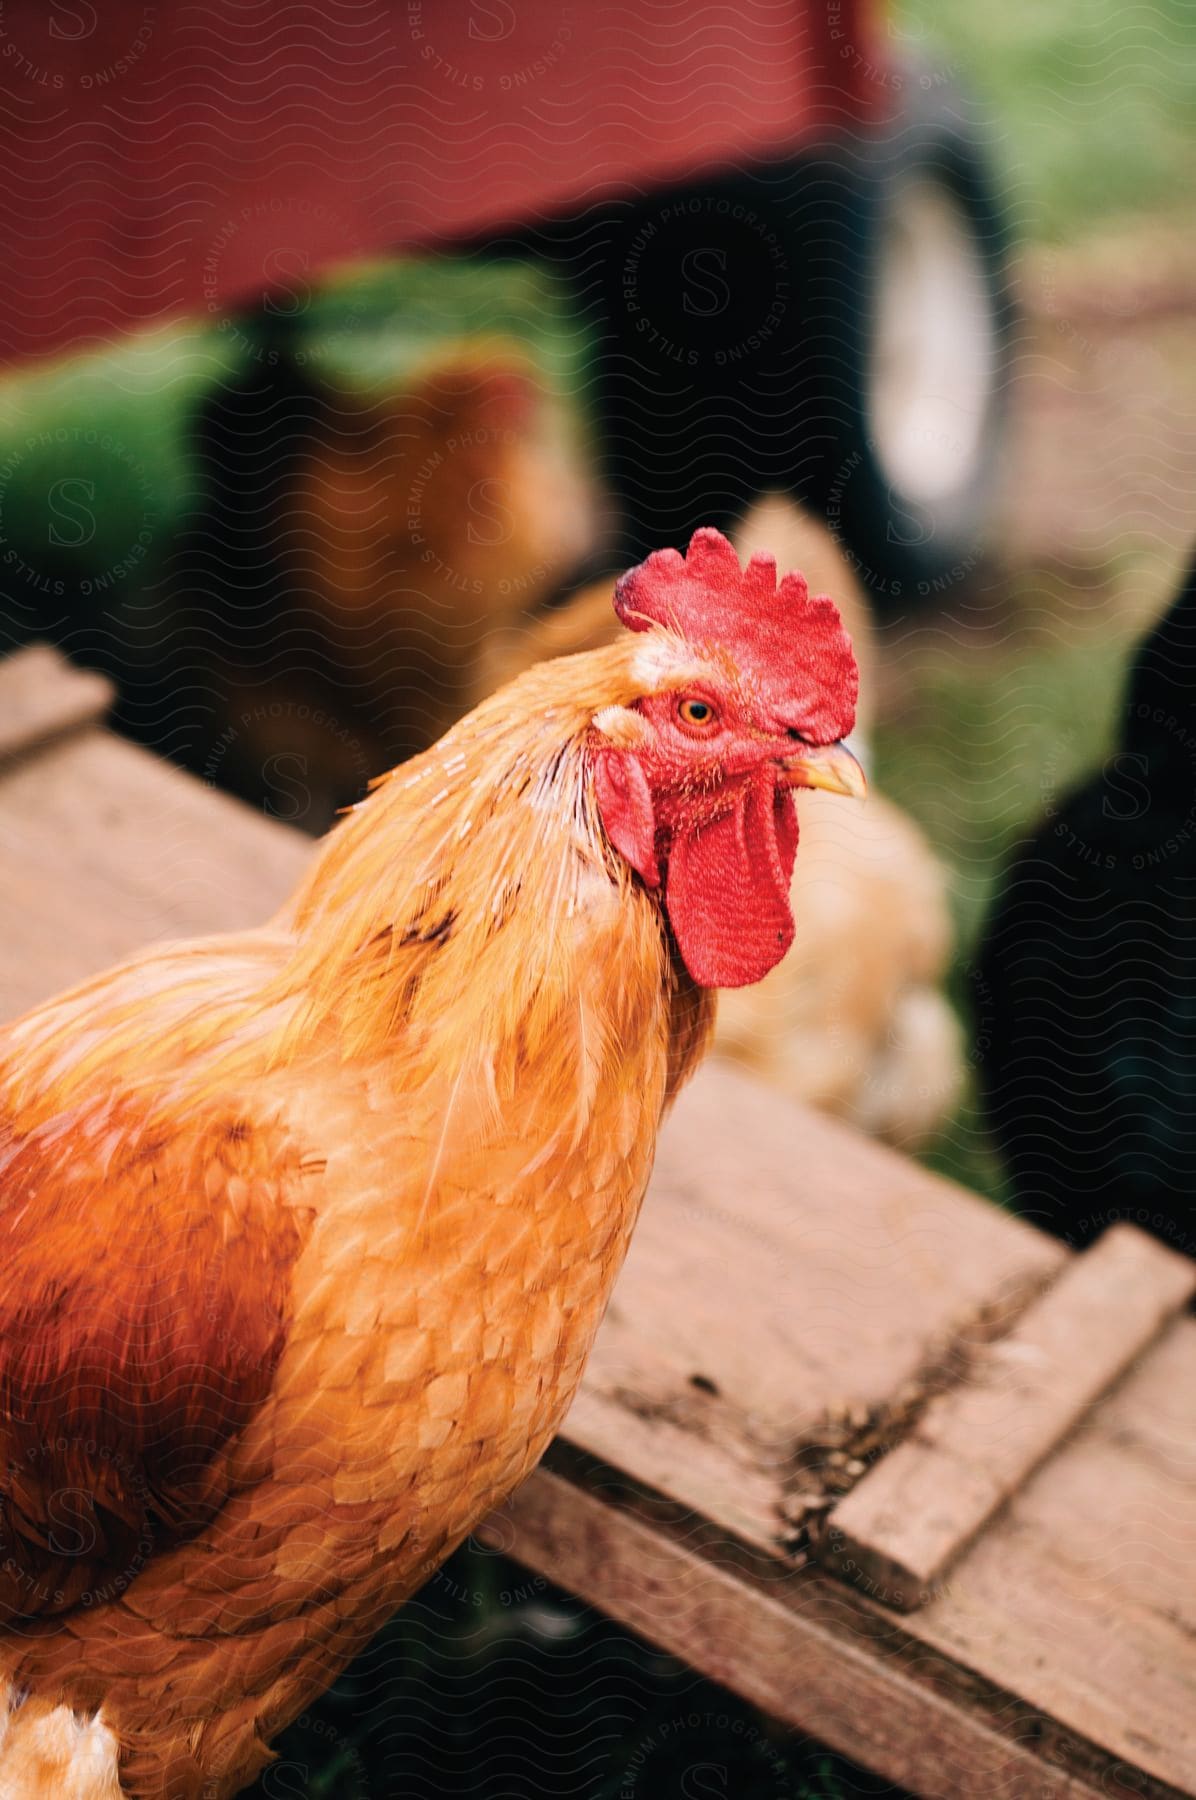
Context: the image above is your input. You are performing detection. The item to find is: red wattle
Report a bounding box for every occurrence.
[664,776,799,988]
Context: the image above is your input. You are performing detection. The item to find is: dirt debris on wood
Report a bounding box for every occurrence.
[778,1275,1052,1565]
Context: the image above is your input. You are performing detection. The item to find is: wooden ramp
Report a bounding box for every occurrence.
[2,645,1194,1800]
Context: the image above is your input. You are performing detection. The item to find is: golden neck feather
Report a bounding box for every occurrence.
[271,642,667,1066]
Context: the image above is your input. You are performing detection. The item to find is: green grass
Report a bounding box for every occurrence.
[899,0,1196,240]
[0,324,243,591]
[301,254,591,400]
[876,605,1128,946]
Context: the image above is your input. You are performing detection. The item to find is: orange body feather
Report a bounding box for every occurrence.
[0,641,714,1797]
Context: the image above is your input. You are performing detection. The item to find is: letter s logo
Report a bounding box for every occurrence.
[885,485,931,549]
[469,1,516,41]
[47,478,97,548]
[466,478,515,547]
[681,247,731,318]
[261,1761,310,1798]
[681,1765,729,1799]
[262,249,312,318]
[50,2,98,40]
[261,752,311,823]
[1103,750,1151,822]
[47,1487,99,1559]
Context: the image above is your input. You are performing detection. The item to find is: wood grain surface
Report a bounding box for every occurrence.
[0,643,113,763]
[824,1224,1196,1603]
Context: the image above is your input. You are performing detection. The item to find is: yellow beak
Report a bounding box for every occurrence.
[780,740,867,799]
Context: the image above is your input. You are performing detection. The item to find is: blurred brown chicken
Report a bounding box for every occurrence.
[211,343,603,828]
[294,348,599,757]
[479,496,962,1148]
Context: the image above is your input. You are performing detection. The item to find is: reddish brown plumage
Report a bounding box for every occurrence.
[0,1102,312,1624]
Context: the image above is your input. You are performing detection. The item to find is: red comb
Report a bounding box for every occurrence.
[613,526,858,745]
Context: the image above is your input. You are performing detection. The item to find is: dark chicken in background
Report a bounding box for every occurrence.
[977,551,1196,1254]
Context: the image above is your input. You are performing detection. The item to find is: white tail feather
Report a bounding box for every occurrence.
[0,1687,123,1800]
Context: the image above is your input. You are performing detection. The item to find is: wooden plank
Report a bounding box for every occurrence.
[804,1307,1196,1793]
[821,1225,1196,1608]
[900,1314,1196,1793]
[905,1321,1196,1796]
[531,1328,1196,1795]
[0,644,113,762]
[0,727,307,1023]
[566,1070,1064,1559]
[485,1467,1160,1800]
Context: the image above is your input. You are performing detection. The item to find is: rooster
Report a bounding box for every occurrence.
[0,528,861,1799]
[479,497,961,1148]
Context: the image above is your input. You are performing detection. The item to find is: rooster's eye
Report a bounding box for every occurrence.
[677,697,717,730]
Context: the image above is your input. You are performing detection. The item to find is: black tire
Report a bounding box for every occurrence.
[486,76,1013,595]
[822,77,1015,604]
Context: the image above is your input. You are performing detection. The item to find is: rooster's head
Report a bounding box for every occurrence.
[591,525,863,989]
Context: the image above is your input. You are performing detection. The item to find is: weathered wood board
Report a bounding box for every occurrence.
[824,1225,1196,1603]
[2,646,1194,1800]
